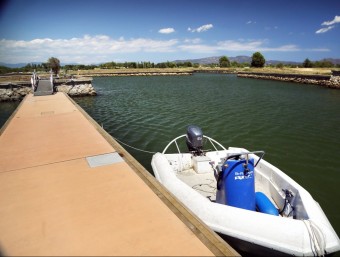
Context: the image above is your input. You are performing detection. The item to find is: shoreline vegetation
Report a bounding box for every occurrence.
[0,67,339,102]
[70,66,338,76]
[1,66,338,81]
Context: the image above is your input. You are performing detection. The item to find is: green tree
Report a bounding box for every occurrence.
[230,61,239,67]
[157,62,167,68]
[251,52,265,67]
[183,61,193,67]
[166,61,177,68]
[23,63,32,72]
[276,63,284,69]
[47,57,61,75]
[219,56,230,67]
[41,62,49,71]
[314,60,333,68]
[303,58,313,68]
[0,65,13,74]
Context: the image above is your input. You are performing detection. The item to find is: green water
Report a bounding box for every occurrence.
[1,73,340,249]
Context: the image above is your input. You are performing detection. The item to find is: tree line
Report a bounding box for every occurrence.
[0,57,61,75]
[219,52,268,68]
[218,53,338,69]
[0,53,338,75]
[302,58,336,68]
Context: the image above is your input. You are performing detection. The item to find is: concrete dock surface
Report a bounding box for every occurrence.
[0,93,238,256]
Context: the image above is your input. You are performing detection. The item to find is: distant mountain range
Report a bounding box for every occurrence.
[174,56,252,65]
[1,56,339,68]
[173,55,301,65]
[0,62,78,68]
[173,56,340,66]
[0,62,31,68]
[321,58,340,65]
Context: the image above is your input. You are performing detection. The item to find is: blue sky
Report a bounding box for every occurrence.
[0,0,339,64]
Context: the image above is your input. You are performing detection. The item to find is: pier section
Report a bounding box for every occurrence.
[0,93,238,256]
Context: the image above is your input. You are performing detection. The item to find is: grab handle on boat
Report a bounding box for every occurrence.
[250,151,265,167]
[226,151,265,167]
[162,135,227,154]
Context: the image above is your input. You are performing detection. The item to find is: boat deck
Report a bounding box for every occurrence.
[176,167,273,206]
[0,93,238,256]
[176,169,217,201]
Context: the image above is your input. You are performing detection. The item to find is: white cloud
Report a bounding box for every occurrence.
[179,39,328,54]
[316,15,340,34]
[178,44,216,53]
[197,24,213,32]
[179,39,267,53]
[307,47,329,52]
[158,28,175,34]
[184,38,202,44]
[0,35,330,64]
[321,15,340,26]
[217,40,264,51]
[189,24,213,33]
[0,35,178,64]
[216,40,301,52]
[316,26,335,34]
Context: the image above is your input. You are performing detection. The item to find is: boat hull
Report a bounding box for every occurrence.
[217,233,291,257]
[151,149,340,256]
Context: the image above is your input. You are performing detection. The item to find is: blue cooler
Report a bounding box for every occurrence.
[216,158,256,211]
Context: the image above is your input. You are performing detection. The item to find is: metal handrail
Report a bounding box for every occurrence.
[225,151,265,167]
[162,135,227,154]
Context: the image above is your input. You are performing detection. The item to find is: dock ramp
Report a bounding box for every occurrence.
[34,79,54,96]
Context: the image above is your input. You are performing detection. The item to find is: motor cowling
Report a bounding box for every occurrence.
[186,125,204,155]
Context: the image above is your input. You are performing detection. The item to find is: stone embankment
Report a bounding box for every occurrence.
[55,78,96,96]
[0,78,95,102]
[237,72,340,89]
[0,84,32,102]
[193,69,236,74]
[81,71,192,77]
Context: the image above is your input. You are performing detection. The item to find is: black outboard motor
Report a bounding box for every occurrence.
[186,125,204,156]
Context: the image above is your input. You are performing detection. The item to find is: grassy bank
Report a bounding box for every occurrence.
[69,67,194,75]
[68,67,336,76]
[237,67,335,75]
[1,67,337,83]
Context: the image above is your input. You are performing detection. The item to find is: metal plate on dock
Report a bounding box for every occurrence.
[41,111,55,116]
[86,152,124,168]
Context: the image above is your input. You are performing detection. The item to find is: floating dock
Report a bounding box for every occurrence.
[0,92,238,256]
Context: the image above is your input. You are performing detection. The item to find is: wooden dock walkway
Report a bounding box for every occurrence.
[0,93,239,256]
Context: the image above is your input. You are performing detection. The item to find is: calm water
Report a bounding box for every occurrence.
[1,74,340,248]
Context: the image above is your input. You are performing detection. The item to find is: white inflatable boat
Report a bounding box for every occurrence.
[151,125,340,256]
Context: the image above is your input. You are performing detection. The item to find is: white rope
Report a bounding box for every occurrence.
[192,179,217,194]
[112,136,157,154]
[310,220,326,256]
[303,220,326,256]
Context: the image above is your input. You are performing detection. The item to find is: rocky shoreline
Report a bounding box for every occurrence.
[237,72,340,89]
[55,78,96,96]
[0,78,96,102]
[81,71,193,77]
